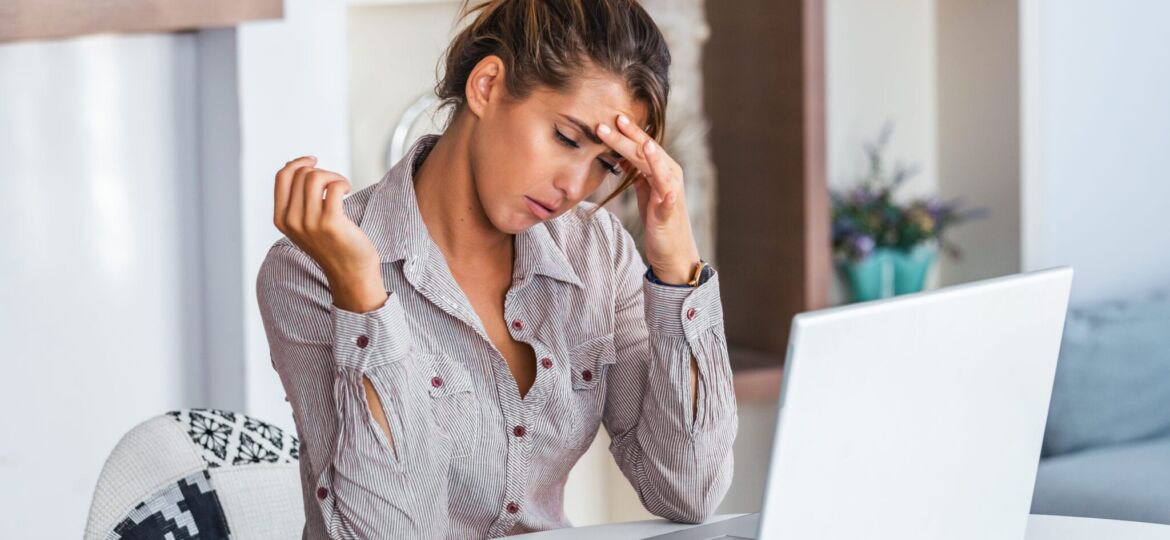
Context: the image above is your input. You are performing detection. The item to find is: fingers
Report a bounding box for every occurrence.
[301,168,348,229]
[615,113,651,146]
[287,163,309,235]
[633,174,651,213]
[597,115,677,203]
[275,156,316,231]
[321,178,351,224]
[282,159,350,240]
[641,138,676,203]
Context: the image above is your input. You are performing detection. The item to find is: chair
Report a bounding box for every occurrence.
[84,408,305,539]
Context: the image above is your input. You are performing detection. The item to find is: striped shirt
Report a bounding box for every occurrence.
[255,133,738,539]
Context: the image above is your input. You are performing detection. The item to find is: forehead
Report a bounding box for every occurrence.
[527,70,650,130]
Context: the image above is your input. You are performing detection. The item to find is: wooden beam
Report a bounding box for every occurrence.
[0,0,282,43]
[704,0,829,370]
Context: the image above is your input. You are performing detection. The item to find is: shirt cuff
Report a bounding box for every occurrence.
[330,291,415,370]
[643,269,723,340]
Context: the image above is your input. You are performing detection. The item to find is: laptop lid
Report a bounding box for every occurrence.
[757,268,1073,540]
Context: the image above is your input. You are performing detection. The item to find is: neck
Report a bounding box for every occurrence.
[412,113,513,268]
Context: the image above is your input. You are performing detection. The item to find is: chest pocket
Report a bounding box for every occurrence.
[425,355,480,459]
[566,333,617,449]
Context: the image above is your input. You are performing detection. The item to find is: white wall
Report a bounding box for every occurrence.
[1021,0,1170,304]
[0,32,202,536]
[825,0,940,303]
[236,0,351,432]
[827,0,938,199]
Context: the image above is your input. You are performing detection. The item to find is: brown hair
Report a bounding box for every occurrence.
[435,0,671,210]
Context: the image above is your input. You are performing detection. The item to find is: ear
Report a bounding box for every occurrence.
[465,55,506,120]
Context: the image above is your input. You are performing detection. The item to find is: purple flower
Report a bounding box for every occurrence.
[851,235,875,258]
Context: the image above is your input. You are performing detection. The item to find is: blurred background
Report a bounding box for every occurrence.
[2,0,1169,537]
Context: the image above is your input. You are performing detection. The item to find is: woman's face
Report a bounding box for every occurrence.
[466,58,648,234]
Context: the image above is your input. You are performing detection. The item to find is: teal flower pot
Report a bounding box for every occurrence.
[839,249,894,302]
[891,243,937,295]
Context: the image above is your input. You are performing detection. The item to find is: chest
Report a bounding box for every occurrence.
[453,271,538,398]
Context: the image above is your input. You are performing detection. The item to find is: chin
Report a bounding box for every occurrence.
[486,206,534,235]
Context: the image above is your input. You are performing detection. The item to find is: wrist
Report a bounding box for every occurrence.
[652,265,695,286]
[328,270,388,314]
[656,248,702,283]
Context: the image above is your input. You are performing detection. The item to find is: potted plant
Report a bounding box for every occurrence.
[831,125,986,302]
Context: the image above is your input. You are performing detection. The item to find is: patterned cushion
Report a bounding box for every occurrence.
[85,409,304,540]
[166,409,299,467]
[105,470,231,540]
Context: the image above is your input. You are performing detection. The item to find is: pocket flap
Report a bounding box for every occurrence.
[569,334,617,390]
[427,356,475,398]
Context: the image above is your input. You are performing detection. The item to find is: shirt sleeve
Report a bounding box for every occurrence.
[599,212,739,523]
[255,242,452,539]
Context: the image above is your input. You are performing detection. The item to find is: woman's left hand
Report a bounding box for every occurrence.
[596,113,702,285]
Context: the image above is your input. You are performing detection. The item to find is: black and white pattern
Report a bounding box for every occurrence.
[105,470,230,540]
[167,408,299,468]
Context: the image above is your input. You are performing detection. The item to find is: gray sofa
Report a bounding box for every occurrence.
[1031,289,1170,525]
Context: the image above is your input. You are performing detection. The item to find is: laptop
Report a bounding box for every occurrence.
[647,267,1074,540]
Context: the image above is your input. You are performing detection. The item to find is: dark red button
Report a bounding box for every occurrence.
[513,425,527,437]
[540,357,553,369]
[511,319,524,331]
[316,486,328,500]
[506,502,520,514]
[581,369,593,382]
[686,307,697,321]
[356,335,369,348]
[431,376,443,388]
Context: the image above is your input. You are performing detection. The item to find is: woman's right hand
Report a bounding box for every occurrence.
[274,156,387,312]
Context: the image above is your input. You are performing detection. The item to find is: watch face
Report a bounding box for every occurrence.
[698,264,714,284]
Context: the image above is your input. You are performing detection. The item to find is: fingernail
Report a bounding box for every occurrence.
[307,155,317,161]
[645,140,657,154]
[618,114,629,125]
[598,123,611,136]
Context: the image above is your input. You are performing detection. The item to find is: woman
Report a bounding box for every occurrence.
[256,1,737,538]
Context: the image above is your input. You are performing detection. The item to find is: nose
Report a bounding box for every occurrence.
[552,162,593,203]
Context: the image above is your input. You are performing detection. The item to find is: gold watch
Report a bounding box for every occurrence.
[687,259,711,287]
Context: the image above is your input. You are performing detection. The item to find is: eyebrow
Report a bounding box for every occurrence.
[560,114,624,161]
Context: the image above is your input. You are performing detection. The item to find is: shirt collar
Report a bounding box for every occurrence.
[358,133,583,289]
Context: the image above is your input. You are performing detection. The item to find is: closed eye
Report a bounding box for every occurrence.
[555,128,624,176]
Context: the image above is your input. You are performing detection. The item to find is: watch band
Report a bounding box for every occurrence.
[645,260,713,288]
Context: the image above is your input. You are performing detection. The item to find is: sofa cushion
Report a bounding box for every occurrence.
[1042,289,1170,457]
[1032,436,1170,525]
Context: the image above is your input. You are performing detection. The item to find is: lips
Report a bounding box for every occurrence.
[524,196,556,220]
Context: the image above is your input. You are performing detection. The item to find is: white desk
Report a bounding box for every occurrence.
[509,513,1170,539]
